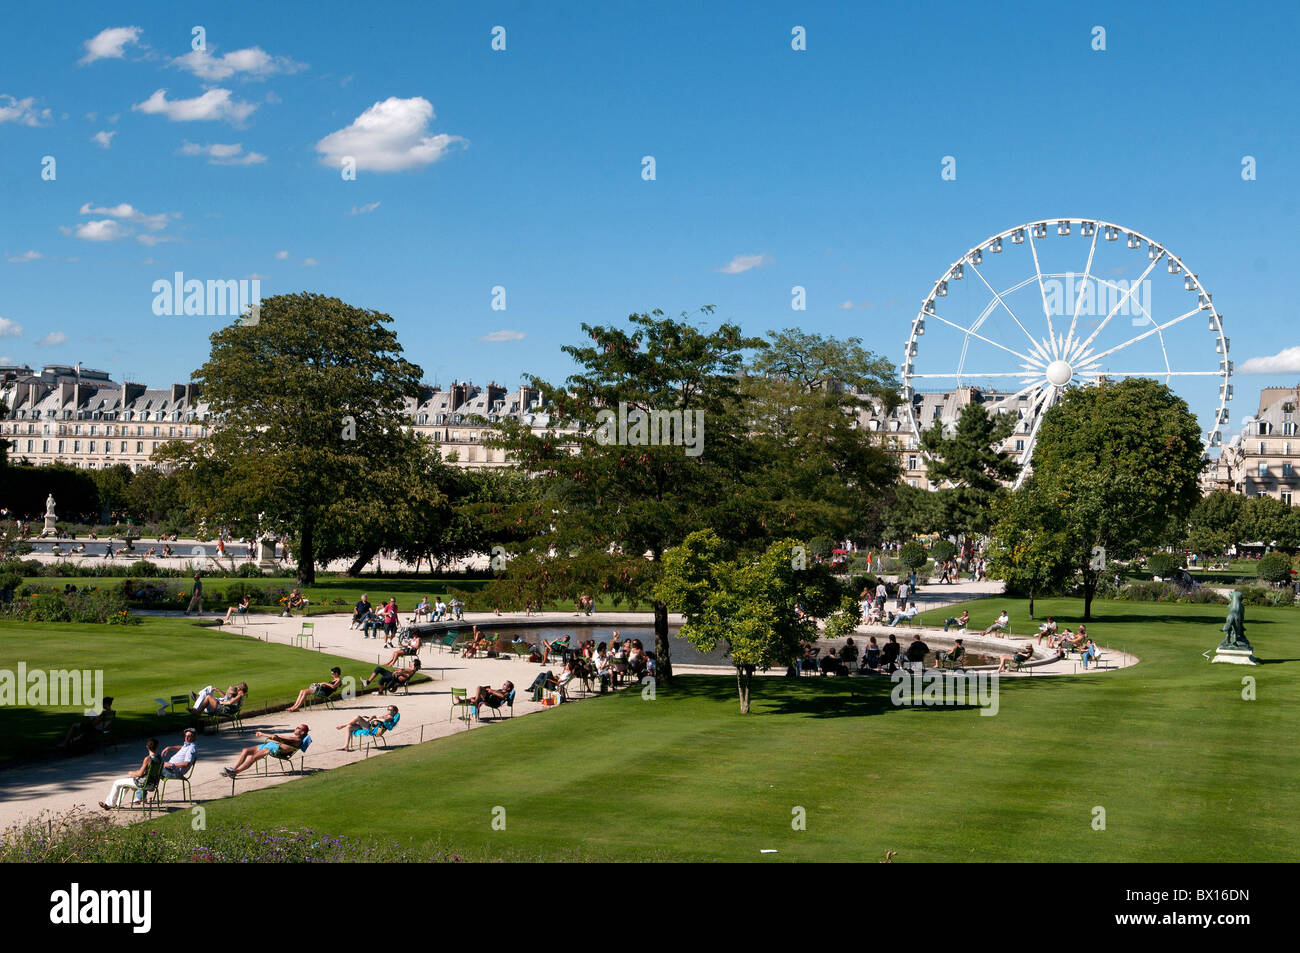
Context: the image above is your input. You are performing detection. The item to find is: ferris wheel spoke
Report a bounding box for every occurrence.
[1080,306,1203,364]
[1027,232,1059,356]
[1017,387,1057,469]
[983,378,1046,413]
[1063,228,1100,358]
[967,261,1048,357]
[929,313,1038,365]
[909,371,1043,378]
[1067,252,1166,362]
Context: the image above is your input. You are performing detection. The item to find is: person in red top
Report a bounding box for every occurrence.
[380,598,399,647]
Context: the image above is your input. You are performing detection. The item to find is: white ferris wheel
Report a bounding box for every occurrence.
[902,218,1231,487]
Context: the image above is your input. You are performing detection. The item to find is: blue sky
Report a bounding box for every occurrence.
[1,1,1297,430]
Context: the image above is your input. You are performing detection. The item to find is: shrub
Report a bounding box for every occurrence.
[930,539,958,564]
[848,573,882,596]
[1237,586,1271,607]
[1116,581,1183,602]
[1257,552,1294,586]
[898,541,928,572]
[237,562,264,578]
[0,572,22,595]
[1177,588,1228,605]
[1147,552,1182,576]
[0,559,43,577]
[127,559,162,577]
[807,537,834,561]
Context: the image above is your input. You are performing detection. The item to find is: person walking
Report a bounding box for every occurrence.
[185,573,203,615]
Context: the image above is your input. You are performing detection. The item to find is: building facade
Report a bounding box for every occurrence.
[1209,385,1300,504]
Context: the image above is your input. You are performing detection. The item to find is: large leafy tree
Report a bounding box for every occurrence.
[159,293,423,584]
[1237,495,1300,553]
[987,480,1072,619]
[915,402,1018,538]
[1031,378,1205,619]
[484,309,764,677]
[1185,490,1245,555]
[656,530,842,713]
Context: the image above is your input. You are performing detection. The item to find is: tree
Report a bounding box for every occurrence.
[656,530,841,713]
[1185,490,1245,555]
[1257,552,1294,586]
[92,464,134,522]
[916,402,1018,538]
[987,482,1072,619]
[1237,495,1300,553]
[898,540,928,573]
[158,293,423,584]
[930,539,958,564]
[1031,378,1205,620]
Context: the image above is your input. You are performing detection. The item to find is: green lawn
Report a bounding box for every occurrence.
[145,597,1300,861]
[0,618,421,764]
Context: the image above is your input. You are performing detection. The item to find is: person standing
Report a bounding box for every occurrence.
[185,573,203,615]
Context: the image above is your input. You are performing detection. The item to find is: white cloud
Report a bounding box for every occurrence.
[6,250,44,263]
[136,234,179,246]
[133,88,257,124]
[715,253,772,274]
[178,141,267,165]
[65,220,124,241]
[92,130,116,148]
[302,257,319,266]
[1239,346,1300,375]
[838,300,853,310]
[478,330,526,342]
[274,250,290,260]
[38,331,68,346]
[78,202,171,232]
[79,26,143,65]
[0,95,52,127]
[170,46,306,82]
[315,96,466,172]
[349,202,380,215]
[0,317,23,338]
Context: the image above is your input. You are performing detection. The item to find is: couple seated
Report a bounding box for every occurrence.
[190,682,248,716]
[223,726,311,777]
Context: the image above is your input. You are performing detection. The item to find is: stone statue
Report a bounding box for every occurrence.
[45,493,56,517]
[40,495,58,537]
[1211,590,1257,664]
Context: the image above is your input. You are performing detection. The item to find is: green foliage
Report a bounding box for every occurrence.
[930,539,958,564]
[1114,581,1227,605]
[919,402,1018,494]
[807,536,834,560]
[897,540,927,571]
[1,464,100,520]
[1237,496,1300,552]
[1146,553,1182,575]
[1185,490,1244,554]
[2,587,136,624]
[987,483,1073,616]
[1257,552,1294,585]
[1237,585,1297,607]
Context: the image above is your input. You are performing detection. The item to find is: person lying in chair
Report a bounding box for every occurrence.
[996,643,1034,674]
[222,725,310,777]
[466,681,514,712]
[362,658,421,694]
[191,682,247,715]
[286,668,342,712]
[337,706,399,748]
[378,633,422,669]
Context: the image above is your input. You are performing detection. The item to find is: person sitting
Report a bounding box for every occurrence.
[903,633,930,670]
[449,598,465,620]
[433,597,447,621]
[982,610,1010,635]
[57,697,115,750]
[943,609,969,632]
[466,681,514,712]
[819,649,847,676]
[462,626,490,658]
[996,643,1035,674]
[1064,624,1088,654]
[542,633,570,664]
[281,588,309,617]
[351,594,372,630]
[1036,617,1058,644]
[935,639,965,669]
[98,738,162,809]
[221,595,252,625]
[362,658,422,693]
[222,726,310,777]
[337,705,399,748]
[286,667,342,712]
[360,608,384,640]
[191,682,248,715]
[593,643,612,692]
[860,636,881,672]
[839,637,859,668]
[379,633,422,669]
[1080,637,1099,669]
[575,593,594,615]
[414,596,432,621]
[879,634,901,673]
[888,602,920,626]
[160,728,198,779]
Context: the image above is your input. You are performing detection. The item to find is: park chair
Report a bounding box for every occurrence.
[1010,654,1033,673]
[115,756,164,813]
[256,735,311,776]
[438,632,460,653]
[347,712,400,752]
[478,688,515,722]
[169,694,192,714]
[203,698,245,734]
[936,647,966,672]
[292,622,315,649]
[449,687,473,723]
[511,641,533,660]
[159,756,196,802]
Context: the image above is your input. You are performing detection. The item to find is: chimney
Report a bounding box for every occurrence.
[120,381,146,410]
[172,383,187,403]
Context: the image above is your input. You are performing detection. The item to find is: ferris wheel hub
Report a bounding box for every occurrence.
[1045,359,1074,387]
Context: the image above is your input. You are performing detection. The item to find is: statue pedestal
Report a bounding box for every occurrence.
[40,516,57,537]
[1211,646,1258,665]
[257,540,278,572]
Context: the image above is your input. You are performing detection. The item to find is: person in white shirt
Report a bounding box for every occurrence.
[983,610,1011,635]
[160,729,198,778]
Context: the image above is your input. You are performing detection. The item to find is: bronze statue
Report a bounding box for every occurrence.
[1219,591,1252,651]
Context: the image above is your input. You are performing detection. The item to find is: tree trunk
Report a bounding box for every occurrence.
[736,667,751,714]
[346,543,380,577]
[1028,588,1035,620]
[297,514,316,586]
[1082,576,1094,622]
[654,599,672,681]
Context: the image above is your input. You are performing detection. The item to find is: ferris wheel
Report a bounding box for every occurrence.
[902,219,1231,487]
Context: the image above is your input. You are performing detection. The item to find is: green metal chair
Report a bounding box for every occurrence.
[159,757,196,802]
[292,622,315,648]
